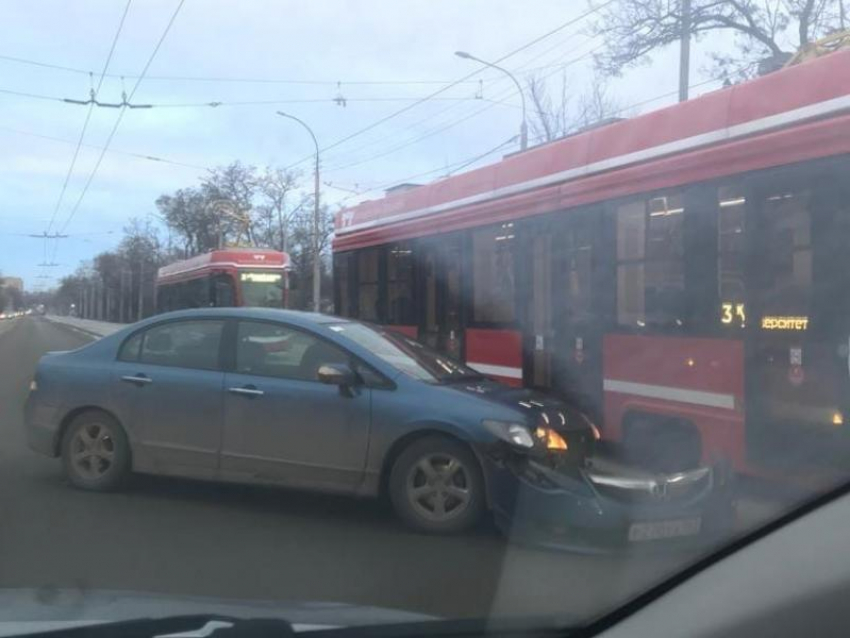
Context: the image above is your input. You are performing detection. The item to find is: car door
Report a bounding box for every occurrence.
[112,318,226,479]
[220,320,371,492]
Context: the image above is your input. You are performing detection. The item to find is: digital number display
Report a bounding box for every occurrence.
[721,302,746,326]
[240,272,282,283]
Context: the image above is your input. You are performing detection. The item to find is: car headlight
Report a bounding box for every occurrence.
[534,427,568,451]
[483,420,570,452]
[482,419,535,448]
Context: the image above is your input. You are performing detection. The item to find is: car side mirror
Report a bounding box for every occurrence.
[317,363,357,387]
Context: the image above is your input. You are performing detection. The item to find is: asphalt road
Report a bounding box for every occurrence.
[0,317,738,622]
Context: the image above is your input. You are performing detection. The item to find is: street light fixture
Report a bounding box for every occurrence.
[276,110,321,313]
[455,51,528,151]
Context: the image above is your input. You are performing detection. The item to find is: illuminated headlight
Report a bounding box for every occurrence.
[482,420,534,448]
[535,427,568,451]
[29,380,37,392]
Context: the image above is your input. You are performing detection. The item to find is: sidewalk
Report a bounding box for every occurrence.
[45,315,124,338]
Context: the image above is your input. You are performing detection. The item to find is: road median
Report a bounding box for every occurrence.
[44,316,123,339]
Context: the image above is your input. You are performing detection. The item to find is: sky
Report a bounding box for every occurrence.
[0,0,731,290]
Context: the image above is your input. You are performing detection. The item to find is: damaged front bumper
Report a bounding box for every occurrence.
[485,449,736,553]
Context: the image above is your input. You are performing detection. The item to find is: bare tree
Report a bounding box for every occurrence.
[257,166,301,254]
[588,0,845,80]
[0,273,8,313]
[289,200,335,310]
[576,80,626,127]
[528,71,573,142]
[527,72,625,143]
[201,162,259,246]
[156,188,219,254]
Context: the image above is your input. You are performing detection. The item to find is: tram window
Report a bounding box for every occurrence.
[387,243,415,325]
[616,194,686,328]
[760,189,812,317]
[472,224,516,324]
[718,186,747,327]
[357,248,380,322]
[334,253,354,317]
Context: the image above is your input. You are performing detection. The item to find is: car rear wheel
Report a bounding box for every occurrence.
[61,410,131,491]
[389,436,484,534]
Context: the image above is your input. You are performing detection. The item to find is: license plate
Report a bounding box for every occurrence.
[628,517,702,542]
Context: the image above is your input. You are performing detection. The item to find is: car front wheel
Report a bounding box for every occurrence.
[61,410,131,491]
[389,435,485,534]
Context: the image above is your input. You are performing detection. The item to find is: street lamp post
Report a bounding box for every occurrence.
[455,51,528,151]
[276,111,321,313]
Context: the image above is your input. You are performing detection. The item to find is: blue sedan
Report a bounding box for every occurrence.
[25,308,732,544]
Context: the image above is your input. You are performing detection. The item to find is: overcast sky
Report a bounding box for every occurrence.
[0,0,731,289]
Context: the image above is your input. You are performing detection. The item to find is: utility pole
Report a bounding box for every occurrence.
[278,207,290,309]
[119,270,125,323]
[276,111,322,312]
[312,154,321,312]
[94,280,100,321]
[137,259,144,321]
[679,0,692,102]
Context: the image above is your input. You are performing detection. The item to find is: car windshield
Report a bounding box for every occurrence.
[7,1,850,635]
[328,321,484,383]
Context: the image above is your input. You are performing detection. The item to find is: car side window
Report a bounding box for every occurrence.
[138,320,225,371]
[236,321,349,382]
[353,361,393,389]
[118,332,144,363]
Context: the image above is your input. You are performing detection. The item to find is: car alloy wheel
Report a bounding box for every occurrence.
[62,410,131,491]
[405,453,472,522]
[69,422,116,479]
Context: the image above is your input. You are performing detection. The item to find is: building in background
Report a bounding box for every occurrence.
[0,276,25,313]
[0,277,24,293]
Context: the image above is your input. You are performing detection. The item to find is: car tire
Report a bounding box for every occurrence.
[389,435,485,534]
[61,410,131,492]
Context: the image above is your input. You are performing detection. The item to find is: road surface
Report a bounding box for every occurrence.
[0,316,759,621]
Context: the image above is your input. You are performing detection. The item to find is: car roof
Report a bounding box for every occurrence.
[145,307,350,328]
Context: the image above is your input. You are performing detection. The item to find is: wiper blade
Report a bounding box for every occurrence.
[20,615,295,638]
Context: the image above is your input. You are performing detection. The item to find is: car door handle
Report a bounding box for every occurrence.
[121,374,152,385]
[228,386,264,397]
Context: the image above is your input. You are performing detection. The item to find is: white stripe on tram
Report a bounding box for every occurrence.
[468,362,524,380]
[603,379,736,411]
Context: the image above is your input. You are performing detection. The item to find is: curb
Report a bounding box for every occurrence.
[44,318,108,340]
